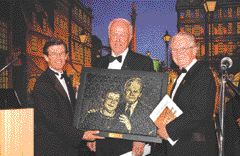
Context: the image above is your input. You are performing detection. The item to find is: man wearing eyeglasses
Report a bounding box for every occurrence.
[32,38,104,156]
[156,32,218,156]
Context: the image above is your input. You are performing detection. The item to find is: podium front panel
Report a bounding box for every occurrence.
[0,108,33,156]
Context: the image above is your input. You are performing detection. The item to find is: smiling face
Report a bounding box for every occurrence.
[103,92,120,112]
[170,33,197,69]
[109,20,132,55]
[124,80,142,105]
[44,44,68,72]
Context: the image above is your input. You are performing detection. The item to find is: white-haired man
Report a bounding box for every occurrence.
[157,32,218,156]
[90,18,154,156]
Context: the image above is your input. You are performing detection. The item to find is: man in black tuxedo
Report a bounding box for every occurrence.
[88,18,154,156]
[32,38,103,156]
[157,32,218,156]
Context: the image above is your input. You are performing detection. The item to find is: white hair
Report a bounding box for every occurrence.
[171,32,197,48]
[108,18,133,41]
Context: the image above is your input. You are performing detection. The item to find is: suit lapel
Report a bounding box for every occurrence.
[101,54,111,69]
[173,61,200,101]
[170,79,177,98]
[129,101,140,119]
[46,68,74,111]
[54,80,69,100]
[65,77,76,106]
[121,50,132,70]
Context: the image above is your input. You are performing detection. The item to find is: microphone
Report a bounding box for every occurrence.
[220,57,232,70]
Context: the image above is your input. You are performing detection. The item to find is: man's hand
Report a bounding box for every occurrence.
[157,123,169,140]
[87,141,96,152]
[236,118,240,127]
[163,108,176,125]
[82,130,104,141]
[119,114,132,132]
[132,141,145,156]
[155,107,176,126]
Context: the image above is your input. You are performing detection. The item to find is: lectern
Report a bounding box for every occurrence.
[0,108,33,156]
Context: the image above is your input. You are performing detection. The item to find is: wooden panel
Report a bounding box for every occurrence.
[0,108,33,156]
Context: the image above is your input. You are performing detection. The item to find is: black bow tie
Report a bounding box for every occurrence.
[178,68,187,75]
[61,72,68,79]
[109,55,122,63]
[54,71,68,79]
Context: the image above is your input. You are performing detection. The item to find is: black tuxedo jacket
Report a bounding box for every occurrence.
[94,50,154,156]
[166,61,218,156]
[33,68,84,156]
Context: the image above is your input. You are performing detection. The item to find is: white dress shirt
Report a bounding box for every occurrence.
[171,59,197,99]
[50,67,71,102]
[108,48,129,70]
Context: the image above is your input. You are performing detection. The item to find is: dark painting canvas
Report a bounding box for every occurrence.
[73,68,168,143]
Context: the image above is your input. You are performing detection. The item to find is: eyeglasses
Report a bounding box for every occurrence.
[111,33,129,39]
[171,46,195,53]
[48,52,66,58]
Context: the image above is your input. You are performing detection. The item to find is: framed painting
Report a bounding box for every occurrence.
[73,68,168,143]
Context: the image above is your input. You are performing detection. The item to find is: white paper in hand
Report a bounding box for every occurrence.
[150,94,183,146]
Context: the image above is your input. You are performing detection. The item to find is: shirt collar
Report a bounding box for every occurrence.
[185,59,197,72]
[49,66,63,79]
[126,100,138,115]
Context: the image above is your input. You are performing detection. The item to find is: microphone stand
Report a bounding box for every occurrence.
[218,68,240,156]
[0,55,22,74]
[218,69,228,156]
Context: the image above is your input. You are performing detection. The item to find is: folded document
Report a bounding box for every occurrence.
[150,94,183,146]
